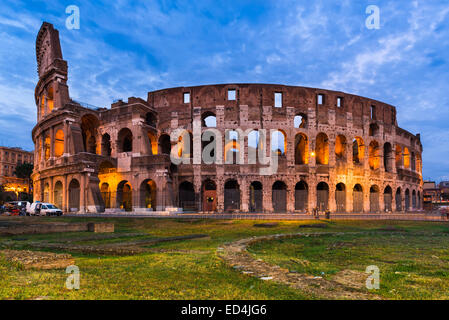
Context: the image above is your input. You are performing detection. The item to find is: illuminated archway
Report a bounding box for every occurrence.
[316,133,329,165]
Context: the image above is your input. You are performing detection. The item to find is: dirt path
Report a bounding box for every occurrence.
[217,232,381,300]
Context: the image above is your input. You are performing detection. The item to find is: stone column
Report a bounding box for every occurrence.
[240,178,249,213]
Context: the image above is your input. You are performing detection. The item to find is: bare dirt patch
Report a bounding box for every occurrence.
[1,250,74,270]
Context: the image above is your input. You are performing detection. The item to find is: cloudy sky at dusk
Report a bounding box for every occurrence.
[0,0,448,181]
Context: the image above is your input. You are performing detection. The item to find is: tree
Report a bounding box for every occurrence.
[13,162,34,196]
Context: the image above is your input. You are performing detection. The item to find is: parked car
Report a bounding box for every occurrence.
[27,202,63,216]
[8,201,31,216]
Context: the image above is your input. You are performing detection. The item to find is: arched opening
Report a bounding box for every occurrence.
[383,143,393,172]
[148,132,158,155]
[335,135,347,162]
[395,145,402,168]
[224,179,240,212]
[140,180,157,210]
[416,153,422,175]
[249,181,263,213]
[117,181,132,212]
[369,141,380,170]
[118,128,133,153]
[101,133,112,156]
[179,181,196,212]
[271,130,287,156]
[316,133,329,165]
[47,87,54,112]
[384,186,393,212]
[396,188,402,211]
[295,133,308,165]
[403,147,410,169]
[177,131,193,159]
[81,114,99,154]
[54,181,63,209]
[68,179,80,212]
[248,130,260,164]
[353,137,364,164]
[411,152,416,171]
[159,134,171,155]
[202,179,217,212]
[44,134,51,160]
[272,181,287,213]
[202,131,216,163]
[225,131,241,164]
[43,183,50,203]
[370,185,380,212]
[316,182,329,211]
[294,113,307,129]
[353,184,363,213]
[145,112,157,127]
[100,182,111,209]
[202,112,217,127]
[405,189,410,211]
[295,181,308,212]
[335,183,346,213]
[412,190,417,209]
[369,123,379,136]
[54,129,64,158]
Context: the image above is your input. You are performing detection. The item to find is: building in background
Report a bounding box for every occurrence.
[423,181,449,210]
[0,146,34,196]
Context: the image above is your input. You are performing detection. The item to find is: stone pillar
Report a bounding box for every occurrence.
[80,174,86,213]
[240,179,249,213]
[329,182,336,213]
[49,126,55,159]
[63,175,68,212]
[287,183,295,213]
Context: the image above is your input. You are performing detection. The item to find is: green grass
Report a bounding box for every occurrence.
[0,217,448,300]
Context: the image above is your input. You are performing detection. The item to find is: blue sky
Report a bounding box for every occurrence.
[0,0,448,181]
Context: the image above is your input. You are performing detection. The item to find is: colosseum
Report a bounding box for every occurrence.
[31,22,423,215]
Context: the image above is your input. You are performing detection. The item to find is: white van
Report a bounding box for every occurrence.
[28,202,63,216]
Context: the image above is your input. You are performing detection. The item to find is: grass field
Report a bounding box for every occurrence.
[0,217,448,300]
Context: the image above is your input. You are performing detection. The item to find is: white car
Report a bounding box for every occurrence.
[28,202,63,216]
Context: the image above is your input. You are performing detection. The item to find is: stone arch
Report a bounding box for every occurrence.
[384,186,393,212]
[370,185,380,212]
[118,128,133,153]
[295,133,308,165]
[81,114,99,154]
[412,190,417,209]
[396,187,402,211]
[316,182,329,211]
[101,133,112,156]
[405,188,410,211]
[177,131,193,159]
[295,181,308,212]
[100,182,111,209]
[179,181,196,212]
[44,134,51,160]
[383,142,393,172]
[369,140,380,170]
[271,130,287,156]
[202,111,216,128]
[335,135,347,162]
[43,182,50,203]
[272,181,287,213]
[202,179,217,212]
[68,179,80,212]
[353,184,363,213]
[294,113,307,129]
[403,147,410,169]
[225,130,241,164]
[395,145,402,168]
[117,180,132,212]
[140,179,157,210]
[352,137,364,164]
[53,180,63,209]
[224,179,240,212]
[335,183,346,213]
[148,131,158,155]
[249,181,263,213]
[316,133,329,165]
[54,129,64,158]
[159,134,171,155]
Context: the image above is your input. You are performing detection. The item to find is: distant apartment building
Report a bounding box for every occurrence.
[423,180,449,210]
[0,146,34,193]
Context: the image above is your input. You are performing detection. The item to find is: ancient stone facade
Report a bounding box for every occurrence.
[31,22,423,214]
